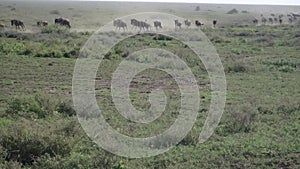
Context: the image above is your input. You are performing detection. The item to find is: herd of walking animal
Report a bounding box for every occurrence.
[253,13,300,25]
[0,12,299,32]
[0,17,71,31]
[113,18,216,31]
[112,13,300,31]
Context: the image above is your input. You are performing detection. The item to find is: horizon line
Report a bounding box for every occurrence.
[10,0,300,6]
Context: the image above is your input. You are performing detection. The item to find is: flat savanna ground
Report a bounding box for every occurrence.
[0,1,300,169]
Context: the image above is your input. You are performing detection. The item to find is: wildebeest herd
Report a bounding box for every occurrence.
[0,16,71,31]
[0,12,299,32]
[113,18,210,31]
[113,12,299,32]
[253,13,300,25]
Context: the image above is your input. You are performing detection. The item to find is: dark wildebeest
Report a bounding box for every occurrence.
[131,19,140,30]
[184,19,191,27]
[279,18,283,24]
[37,21,48,27]
[61,18,71,28]
[261,17,267,25]
[195,20,204,27]
[268,18,273,24]
[252,18,258,24]
[212,19,217,28]
[113,19,127,31]
[174,19,182,30]
[11,19,25,31]
[130,19,150,31]
[55,17,71,28]
[279,14,284,19]
[153,21,162,30]
[140,21,151,31]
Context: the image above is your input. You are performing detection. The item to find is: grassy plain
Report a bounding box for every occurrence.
[0,1,300,168]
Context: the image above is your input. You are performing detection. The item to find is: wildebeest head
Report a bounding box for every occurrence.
[55,17,63,24]
[213,20,217,25]
[195,20,204,27]
[11,19,16,26]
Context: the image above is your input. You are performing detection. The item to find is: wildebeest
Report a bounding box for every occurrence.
[113,19,127,31]
[174,19,182,29]
[261,17,267,25]
[279,18,283,24]
[212,19,217,28]
[130,19,150,31]
[279,14,284,19]
[195,20,204,27]
[37,20,48,27]
[268,18,273,24]
[140,21,151,31]
[0,23,5,29]
[290,12,300,17]
[252,18,258,24]
[55,17,71,28]
[11,19,25,31]
[153,21,162,30]
[184,19,191,27]
[131,18,140,30]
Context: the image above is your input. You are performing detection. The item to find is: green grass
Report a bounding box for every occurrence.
[0,1,300,168]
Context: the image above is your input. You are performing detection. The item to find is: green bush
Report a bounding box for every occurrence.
[0,39,27,55]
[217,104,257,135]
[0,146,8,166]
[0,161,22,169]
[41,25,68,34]
[227,62,247,73]
[34,49,63,58]
[252,36,275,46]
[5,94,77,119]
[227,8,239,14]
[5,94,59,118]
[0,120,72,165]
[57,101,76,117]
[262,59,298,72]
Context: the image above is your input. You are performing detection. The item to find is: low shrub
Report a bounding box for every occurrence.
[4,94,75,119]
[0,39,27,55]
[57,101,76,117]
[34,49,63,58]
[41,25,68,34]
[0,120,72,165]
[252,36,275,46]
[210,36,230,43]
[276,98,300,114]
[227,8,239,14]
[226,62,247,73]
[217,104,257,135]
[49,10,60,15]
[262,59,298,72]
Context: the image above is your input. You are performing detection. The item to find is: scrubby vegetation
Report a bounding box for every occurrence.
[0,3,299,168]
[0,27,86,58]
